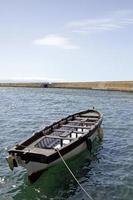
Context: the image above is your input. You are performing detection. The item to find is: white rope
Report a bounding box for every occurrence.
[55,148,94,200]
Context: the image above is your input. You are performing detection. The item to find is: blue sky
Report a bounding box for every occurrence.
[0,0,133,82]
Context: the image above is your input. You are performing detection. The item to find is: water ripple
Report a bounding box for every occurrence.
[0,88,133,200]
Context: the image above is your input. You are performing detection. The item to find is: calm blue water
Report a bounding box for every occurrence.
[0,87,133,200]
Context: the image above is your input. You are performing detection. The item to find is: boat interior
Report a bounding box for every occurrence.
[35,112,100,150]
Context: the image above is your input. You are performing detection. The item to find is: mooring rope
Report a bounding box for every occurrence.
[55,148,94,200]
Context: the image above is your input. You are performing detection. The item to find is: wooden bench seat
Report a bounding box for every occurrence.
[62,124,91,129]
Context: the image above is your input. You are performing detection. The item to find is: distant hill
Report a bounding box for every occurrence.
[0,81,133,91]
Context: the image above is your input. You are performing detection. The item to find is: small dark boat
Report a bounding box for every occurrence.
[7,108,103,181]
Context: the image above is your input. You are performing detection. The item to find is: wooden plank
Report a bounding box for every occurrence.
[87,118,98,121]
[62,124,91,129]
[81,114,99,118]
[53,129,74,138]
[53,129,66,133]
[45,135,75,140]
[72,130,88,134]
[75,117,98,121]
[68,120,95,125]
[60,130,89,136]
[75,117,87,120]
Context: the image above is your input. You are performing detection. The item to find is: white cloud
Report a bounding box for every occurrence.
[34,34,79,50]
[66,10,133,34]
[33,10,133,50]
[67,18,121,33]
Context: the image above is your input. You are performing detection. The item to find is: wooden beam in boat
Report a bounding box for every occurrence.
[72,130,89,134]
[53,129,73,134]
[68,120,95,125]
[75,117,87,120]
[75,117,98,121]
[53,130,87,137]
[62,124,91,129]
[87,118,98,121]
[45,135,75,140]
[53,129,65,133]
[80,114,99,118]
[60,130,89,137]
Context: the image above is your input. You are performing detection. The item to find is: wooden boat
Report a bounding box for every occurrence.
[7,108,103,182]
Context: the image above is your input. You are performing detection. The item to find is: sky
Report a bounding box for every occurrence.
[0,0,133,82]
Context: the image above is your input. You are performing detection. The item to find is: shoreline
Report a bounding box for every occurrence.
[0,81,133,92]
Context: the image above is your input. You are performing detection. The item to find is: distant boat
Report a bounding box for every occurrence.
[7,108,103,182]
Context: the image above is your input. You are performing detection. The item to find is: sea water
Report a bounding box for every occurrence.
[0,87,133,200]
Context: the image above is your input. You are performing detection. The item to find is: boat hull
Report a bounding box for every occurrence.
[16,129,100,181]
[7,108,103,182]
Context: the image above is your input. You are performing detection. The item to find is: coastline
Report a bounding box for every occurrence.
[0,81,133,92]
